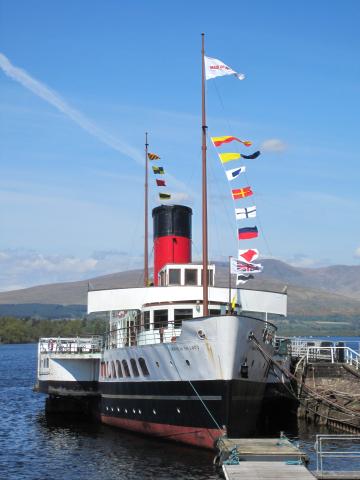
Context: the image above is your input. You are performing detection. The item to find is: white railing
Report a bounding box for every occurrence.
[39,336,103,354]
[302,346,360,369]
[315,434,360,475]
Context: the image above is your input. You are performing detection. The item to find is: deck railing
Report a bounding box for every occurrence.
[299,346,360,369]
[39,336,103,354]
[315,434,360,475]
[104,321,183,349]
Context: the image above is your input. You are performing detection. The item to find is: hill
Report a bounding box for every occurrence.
[0,259,359,319]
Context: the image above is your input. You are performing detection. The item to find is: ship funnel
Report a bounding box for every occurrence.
[152,205,192,285]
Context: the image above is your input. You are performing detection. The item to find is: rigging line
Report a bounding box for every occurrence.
[207,148,234,263]
[165,344,223,434]
[268,366,359,426]
[207,132,238,253]
[209,81,286,282]
[251,335,360,418]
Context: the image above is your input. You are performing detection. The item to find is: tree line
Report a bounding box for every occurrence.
[0,317,107,344]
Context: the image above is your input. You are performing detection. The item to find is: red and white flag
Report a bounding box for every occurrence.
[231,258,263,274]
[204,56,245,81]
[238,249,259,263]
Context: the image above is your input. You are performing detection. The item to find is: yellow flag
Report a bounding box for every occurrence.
[231,294,237,310]
[218,152,241,164]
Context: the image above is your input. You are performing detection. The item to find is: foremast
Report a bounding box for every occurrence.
[201,33,209,316]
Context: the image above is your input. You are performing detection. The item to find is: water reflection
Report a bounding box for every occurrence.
[1,343,360,480]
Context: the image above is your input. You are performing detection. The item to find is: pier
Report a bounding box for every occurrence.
[293,343,360,433]
[217,434,360,480]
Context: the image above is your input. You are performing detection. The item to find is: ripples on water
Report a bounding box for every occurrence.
[1,343,359,479]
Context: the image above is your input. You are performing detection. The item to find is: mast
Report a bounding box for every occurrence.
[144,132,149,286]
[201,33,209,316]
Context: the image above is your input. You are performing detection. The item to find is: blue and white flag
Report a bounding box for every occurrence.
[235,206,256,220]
[225,166,246,181]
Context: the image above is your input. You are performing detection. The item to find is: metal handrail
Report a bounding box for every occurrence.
[39,335,103,354]
[292,345,360,370]
[315,434,360,474]
[104,320,184,349]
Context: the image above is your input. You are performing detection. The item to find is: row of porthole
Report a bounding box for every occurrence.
[101,358,192,379]
[104,405,181,415]
[100,357,150,379]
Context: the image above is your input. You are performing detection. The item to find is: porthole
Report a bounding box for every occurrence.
[177,408,181,414]
[186,360,190,366]
[152,409,157,415]
[132,408,136,414]
[106,406,109,411]
[117,407,120,412]
[156,361,160,368]
[197,329,206,340]
[111,407,114,412]
[138,409,142,414]
[170,360,174,366]
[138,357,150,376]
[125,408,128,414]
[130,358,140,377]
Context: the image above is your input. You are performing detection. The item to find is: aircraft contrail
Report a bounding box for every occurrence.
[0,52,143,165]
[0,52,194,197]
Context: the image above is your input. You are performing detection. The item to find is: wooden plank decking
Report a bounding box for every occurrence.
[219,437,307,462]
[223,461,315,479]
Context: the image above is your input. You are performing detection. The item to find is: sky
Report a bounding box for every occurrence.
[0,0,359,291]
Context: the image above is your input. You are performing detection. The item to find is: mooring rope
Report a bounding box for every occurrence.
[249,334,360,420]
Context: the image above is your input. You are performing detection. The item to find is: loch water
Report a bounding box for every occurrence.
[1,341,360,480]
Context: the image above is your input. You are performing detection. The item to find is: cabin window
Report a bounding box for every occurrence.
[209,309,221,316]
[101,362,106,377]
[106,361,111,378]
[143,311,150,331]
[185,269,197,285]
[116,360,123,378]
[174,309,193,328]
[154,309,168,329]
[130,358,140,377]
[200,269,214,286]
[122,359,131,377]
[111,361,117,378]
[138,357,150,376]
[169,268,181,285]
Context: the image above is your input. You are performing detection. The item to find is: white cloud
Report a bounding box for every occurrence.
[169,192,192,203]
[354,247,360,258]
[261,138,287,152]
[286,253,330,268]
[0,249,143,291]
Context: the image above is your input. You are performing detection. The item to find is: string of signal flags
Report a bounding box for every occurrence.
[211,135,263,285]
[147,152,171,201]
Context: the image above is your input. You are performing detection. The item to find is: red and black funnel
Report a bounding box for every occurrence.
[152,205,192,285]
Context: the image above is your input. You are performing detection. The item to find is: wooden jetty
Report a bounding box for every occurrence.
[217,437,312,479]
[217,437,307,462]
[223,461,315,479]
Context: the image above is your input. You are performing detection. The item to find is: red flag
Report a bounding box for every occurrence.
[232,187,253,200]
[238,249,259,263]
[156,179,166,187]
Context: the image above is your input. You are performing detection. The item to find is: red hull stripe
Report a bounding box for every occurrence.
[101,415,223,450]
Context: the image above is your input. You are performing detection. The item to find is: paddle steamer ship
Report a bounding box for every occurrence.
[35,35,287,449]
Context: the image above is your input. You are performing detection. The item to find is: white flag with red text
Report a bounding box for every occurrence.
[204,56,245,81]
